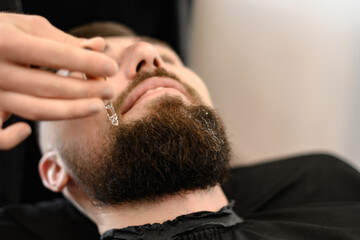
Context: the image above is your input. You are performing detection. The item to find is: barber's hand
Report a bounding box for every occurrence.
[0,13,119,150]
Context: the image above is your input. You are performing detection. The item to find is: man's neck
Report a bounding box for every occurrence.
[78,185,228,234]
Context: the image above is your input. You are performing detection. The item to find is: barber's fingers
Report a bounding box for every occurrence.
[0,63,114,99]
[0,90,104,120]
[0,112,31,150]
[0,13,106,52]
[0,25,117,77]
[0,122,31,150]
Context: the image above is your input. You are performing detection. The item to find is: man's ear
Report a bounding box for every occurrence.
[38,150,69,192]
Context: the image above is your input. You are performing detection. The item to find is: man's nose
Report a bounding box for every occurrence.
[124,42,164,79]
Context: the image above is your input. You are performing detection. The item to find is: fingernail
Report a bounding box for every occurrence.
[102,86,114,99]
[19,127,32,139]
[89,102,102,114]
[104,62,118,76]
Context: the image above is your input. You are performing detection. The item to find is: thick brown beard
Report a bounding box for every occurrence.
[60,97,231,206]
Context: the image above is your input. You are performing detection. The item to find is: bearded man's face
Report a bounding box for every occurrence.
[45,36,231,206]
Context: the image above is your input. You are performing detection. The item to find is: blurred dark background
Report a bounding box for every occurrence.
[0,0,192,207]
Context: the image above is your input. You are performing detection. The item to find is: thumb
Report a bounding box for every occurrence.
[0,122,31,150]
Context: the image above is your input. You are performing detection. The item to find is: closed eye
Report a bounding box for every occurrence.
[161,54,176,65]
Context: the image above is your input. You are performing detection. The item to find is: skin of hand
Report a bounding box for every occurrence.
[0,13,119,150]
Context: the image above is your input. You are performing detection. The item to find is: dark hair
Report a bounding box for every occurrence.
[68,21,136,38]
[69,21,173,53]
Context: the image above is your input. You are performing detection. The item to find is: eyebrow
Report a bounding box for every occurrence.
[103,44,110,53]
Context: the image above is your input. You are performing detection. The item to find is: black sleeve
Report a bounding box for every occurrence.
[223,153,360,217]
[241,201,360,240]
[0,198,99,240]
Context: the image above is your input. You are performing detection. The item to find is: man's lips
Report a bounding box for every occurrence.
[121,77,188,114]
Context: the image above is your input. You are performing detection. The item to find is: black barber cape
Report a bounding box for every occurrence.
[1,154,360,239]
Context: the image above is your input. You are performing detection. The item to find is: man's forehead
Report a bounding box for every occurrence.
[104,36,174,53]
[135,36,172,49]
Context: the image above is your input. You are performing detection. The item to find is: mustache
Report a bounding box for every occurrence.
[112,68,200,114]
